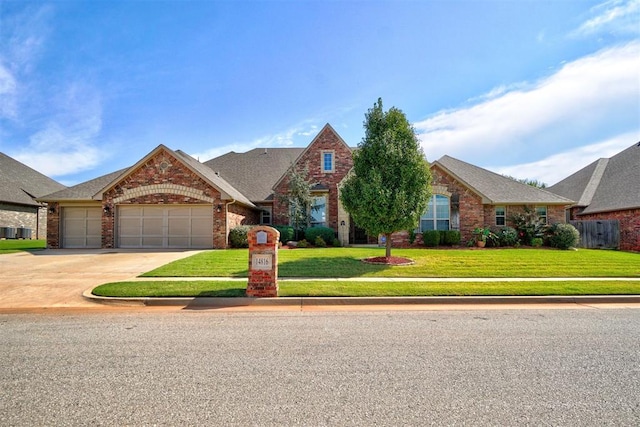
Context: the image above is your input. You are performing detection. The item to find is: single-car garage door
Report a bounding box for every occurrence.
[62,207,102,248]
[117,205,213,249]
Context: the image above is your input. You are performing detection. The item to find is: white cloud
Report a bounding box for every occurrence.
[13,83,105,177]
[572,0,640,37]
[191,123,320,161]
[415,41,640,163]
[489,132,639,186]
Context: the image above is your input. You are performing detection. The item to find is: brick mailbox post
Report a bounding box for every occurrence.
[246,226,280,297]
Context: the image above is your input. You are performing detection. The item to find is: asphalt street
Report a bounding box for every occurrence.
[1,308,639,426]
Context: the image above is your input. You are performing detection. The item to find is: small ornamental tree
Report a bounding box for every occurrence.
[340,98,432,259]
[277,165,315,240]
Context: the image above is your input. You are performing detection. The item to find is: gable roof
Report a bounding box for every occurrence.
[434,155,573,205]
[204,147,305,202]
[0,152,66,207]
[93,145,255,208]
[547,142,640,214]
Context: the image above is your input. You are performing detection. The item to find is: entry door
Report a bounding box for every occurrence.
[62,207,102,248]
[117,205,213,248]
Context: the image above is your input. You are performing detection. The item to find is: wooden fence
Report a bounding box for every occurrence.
[570,220,620,249]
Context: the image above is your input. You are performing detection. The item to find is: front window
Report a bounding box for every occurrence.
[260,207,272,225]
[420,195,450,232]
[322,151,334,173]
[310,195,327,227]
[536,206,547,224]
[495,206,506,226]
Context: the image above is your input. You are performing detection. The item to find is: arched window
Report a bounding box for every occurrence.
[420,194,450,231]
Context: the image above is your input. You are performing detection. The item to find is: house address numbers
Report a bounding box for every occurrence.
[251,254,272,270]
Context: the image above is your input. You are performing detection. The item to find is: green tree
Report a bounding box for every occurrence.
[277,164,315,240]
[340,98,432,258]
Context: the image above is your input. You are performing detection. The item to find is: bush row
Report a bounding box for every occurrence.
[421,230,462,247]
[228,225,340,248]
[472,223,580,250]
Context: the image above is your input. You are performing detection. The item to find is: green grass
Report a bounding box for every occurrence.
[93,279,640,298]
[0,239,46,254]
[142,247,640,278]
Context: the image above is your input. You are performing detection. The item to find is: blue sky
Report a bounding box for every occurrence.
[1,0,638,187]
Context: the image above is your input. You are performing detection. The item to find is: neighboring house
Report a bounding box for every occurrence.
[0,152,66,239]
[38,124,574,249]
[547,142,640,252]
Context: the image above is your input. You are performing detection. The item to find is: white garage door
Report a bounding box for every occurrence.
[117,205,213,249]
[62,207,102,248]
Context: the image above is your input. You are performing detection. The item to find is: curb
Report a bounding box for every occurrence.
[83,290,640,308]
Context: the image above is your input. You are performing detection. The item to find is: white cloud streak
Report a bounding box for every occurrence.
[572,0,640,37]
[1,4,106,177]
[489,132,639,186]
[190,124,320,161]
[415,41,640,164]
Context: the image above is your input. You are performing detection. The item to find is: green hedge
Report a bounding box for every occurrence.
[304,226,336,244]
[439,230,461,246]
[229,225,252,248]
[423,230,440,247]
[273,225,295,242]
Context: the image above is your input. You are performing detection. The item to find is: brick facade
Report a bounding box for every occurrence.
[388,164,571,247]
[273,125,353,236]
[571,207,640,252]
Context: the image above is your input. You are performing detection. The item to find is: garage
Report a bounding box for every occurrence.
[117,205,213,249]
[62,207,102,248]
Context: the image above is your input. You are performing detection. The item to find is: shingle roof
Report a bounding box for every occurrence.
[173,149,255,207]
[204,148,305,201]
[547,142,640,214]
[37,169,128,202]
[0,152,66,206]
[434,155,573,205]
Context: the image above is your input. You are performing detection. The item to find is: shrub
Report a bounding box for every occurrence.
[497,227,519,247]
[531,237,543,247]
[422,230,440,247]
[332,238,342,247]
[440,230,461,246]
[408,229,417,245]
[296,239,309,248]
[548,223,580,250]
[304,226,335,244]
[273,225,295,243]
[509,208,547,245]
[228,225,252,248]
[314,236,327,247]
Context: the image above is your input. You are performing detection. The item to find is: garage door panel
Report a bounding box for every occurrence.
[117,205,213,249]
[62,207,102,248]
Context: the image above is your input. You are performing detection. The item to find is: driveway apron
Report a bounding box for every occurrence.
[0,249,200,309]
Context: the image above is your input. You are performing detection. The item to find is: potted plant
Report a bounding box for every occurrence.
[472,227,498,248]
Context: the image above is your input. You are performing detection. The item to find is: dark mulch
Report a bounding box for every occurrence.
[362,256,415,266]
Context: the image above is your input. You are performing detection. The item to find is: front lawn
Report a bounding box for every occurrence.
[142,247,639,278]
[92,279,640,298]
[0,239,46,254]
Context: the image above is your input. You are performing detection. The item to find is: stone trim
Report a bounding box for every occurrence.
[431,185,451,197]
[111,184,215,204]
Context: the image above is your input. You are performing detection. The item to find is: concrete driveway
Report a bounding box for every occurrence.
[0,249,201,309]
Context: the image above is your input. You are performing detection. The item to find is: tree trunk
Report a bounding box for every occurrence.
[385,233,392,258]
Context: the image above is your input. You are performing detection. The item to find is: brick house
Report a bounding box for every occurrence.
[38,123,574,249]
[0,152,66,239]
[547,142,640,252]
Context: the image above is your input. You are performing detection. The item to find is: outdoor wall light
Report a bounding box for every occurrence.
[216,204,223,213]
[103,206,111,214]
[48,206,56,214]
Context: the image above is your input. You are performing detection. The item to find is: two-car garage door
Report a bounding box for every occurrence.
[117,205,213,249]
[61,205,214,249]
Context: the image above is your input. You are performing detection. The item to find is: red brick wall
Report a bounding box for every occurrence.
[46,202,60,248]
[575,208,640,252]
[101,149,227,248]
[273,125,353,232]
